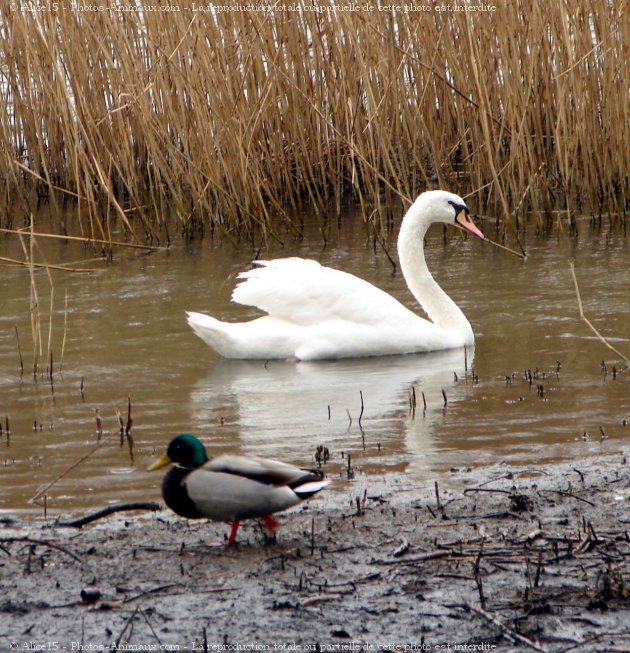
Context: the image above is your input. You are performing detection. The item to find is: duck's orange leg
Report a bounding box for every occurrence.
[227,520,240,545]
[262,515,279,536]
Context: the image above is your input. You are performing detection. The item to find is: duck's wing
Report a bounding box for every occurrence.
[184,455,329,521]
[231,258,421,327]
[203,454,325,488]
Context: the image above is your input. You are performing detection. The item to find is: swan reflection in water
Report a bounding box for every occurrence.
[187,347,474,476]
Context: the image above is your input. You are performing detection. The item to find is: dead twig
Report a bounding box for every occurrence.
[29,429,120,504]
[123,583,182,604]
[570,262,630,365]
[464,487,513,495]
[464,602,548,652]
[538,489,596,507]
[0,536,82,563]
[372,550,453,566]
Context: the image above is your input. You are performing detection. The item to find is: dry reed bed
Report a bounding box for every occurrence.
[0,1,627,240]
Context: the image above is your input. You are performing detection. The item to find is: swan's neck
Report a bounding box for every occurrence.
[398,219,473,342]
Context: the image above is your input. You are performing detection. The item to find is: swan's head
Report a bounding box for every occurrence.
[407,190,485,240]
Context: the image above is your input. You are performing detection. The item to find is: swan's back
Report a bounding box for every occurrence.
[232,258,419,328]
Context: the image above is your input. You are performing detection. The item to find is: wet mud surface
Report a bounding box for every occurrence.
[2,451,630,653]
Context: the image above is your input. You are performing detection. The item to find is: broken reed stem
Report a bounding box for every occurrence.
[368,212,397,272]
[29,229,55,380]
[475,569,485,610]
[434,481,442,513]
[473,542,486,608]
[482,236,526,259]
[0,255,99,273]
[95,409,103,439]
[358,390,364,429]
[59,290,68,374]
[569,262,630,365]
[18,227,41,377]
[126,396,133,435]
[14,326,24,378]
[46,283,54,380]
[0,227,166,252]
[409,386,417,419]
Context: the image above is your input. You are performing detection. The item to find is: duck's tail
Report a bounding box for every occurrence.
[292,478,330,500]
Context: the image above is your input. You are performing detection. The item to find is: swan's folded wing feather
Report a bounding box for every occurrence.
[231,258,420,327]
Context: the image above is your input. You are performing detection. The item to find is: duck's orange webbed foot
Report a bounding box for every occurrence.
[227,520,240,545]
[261,515,279,543]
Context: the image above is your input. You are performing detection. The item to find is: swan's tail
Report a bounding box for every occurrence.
[186,311,297,359]
[186,311,236,357]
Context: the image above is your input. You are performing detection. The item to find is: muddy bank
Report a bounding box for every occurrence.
[2,451,630,653]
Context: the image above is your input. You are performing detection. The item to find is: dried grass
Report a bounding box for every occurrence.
[0,2,627,239]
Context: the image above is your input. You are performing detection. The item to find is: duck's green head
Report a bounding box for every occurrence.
[148,434,209,471]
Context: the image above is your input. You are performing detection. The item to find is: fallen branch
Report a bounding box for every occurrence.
[54,502,161,528]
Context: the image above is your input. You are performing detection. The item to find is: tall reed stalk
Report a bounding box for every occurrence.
[0,2,627,238]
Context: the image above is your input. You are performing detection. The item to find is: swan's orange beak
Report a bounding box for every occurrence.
[455,209,485,240]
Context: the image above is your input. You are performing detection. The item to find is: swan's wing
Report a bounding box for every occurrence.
[232,258,420,327]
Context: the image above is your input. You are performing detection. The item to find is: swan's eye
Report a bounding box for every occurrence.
[448,200,469,216]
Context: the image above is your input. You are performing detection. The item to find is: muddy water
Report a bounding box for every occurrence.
[0,208,628,515]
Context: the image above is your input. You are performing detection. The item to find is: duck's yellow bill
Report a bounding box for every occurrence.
[147,454,172,471]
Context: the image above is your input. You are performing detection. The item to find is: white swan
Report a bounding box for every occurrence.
[187,190,484,360]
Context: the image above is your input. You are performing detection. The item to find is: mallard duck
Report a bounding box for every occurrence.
[148,434,329,544]
[187,190,485,360]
